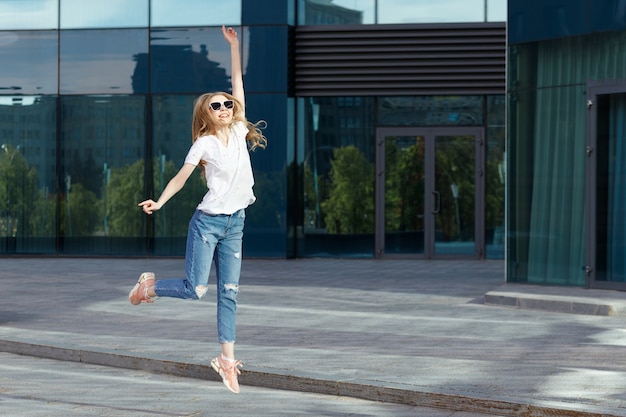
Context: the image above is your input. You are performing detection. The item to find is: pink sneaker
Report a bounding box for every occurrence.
[211,354,243,394]
[129,272,155,305]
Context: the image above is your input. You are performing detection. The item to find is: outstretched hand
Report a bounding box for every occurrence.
[138,199,161,215]
[222,25,239,46]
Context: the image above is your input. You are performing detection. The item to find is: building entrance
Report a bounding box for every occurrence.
[586,81,626,290]
[375,127,485,259]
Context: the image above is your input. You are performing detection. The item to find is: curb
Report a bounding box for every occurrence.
[1,339,624,417]
[483,287,626,317]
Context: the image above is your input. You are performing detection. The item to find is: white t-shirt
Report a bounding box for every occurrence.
[184,121,256,215]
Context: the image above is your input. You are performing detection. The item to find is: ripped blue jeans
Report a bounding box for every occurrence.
[154,209,244,344]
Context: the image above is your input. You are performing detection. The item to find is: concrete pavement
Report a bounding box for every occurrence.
[2,257,626,416]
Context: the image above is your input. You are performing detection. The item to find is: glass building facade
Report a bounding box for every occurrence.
[508,0,626,288]
[0,0,506,259]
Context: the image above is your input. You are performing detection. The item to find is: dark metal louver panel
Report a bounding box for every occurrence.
[294,23,506,96]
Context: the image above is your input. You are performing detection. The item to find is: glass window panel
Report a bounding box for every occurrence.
[590,1,626,33]
[151,94,201,256]
[378,0,484,24]
[0,31,58,94]
[0,0,58,30]
[486,94,505,259]
[150,27,233,94]
[508,0,587,44]
[150,0,241,27]
[0,96,57,254]
[298,0,374,24]
[508,33,626,93]
[507,40,589,284]
[60,29,149,94]
[487,0,506,22]
[508,84,586,285]
[243,0,295,25]
[244,26,287,93]
[61,0,148,29]
[378,96,484,127]
[297,96,375,258]
[60,96,147,255]
[244,93,289,257]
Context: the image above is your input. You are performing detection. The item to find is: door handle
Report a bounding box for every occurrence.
[432,191,441,214]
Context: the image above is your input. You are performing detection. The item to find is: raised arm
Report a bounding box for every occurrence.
[222,25,244,116]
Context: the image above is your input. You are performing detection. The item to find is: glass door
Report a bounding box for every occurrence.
[586,81,626,290]
[375,127,484,259]
[376,132,426,257]
[433,133,481,256]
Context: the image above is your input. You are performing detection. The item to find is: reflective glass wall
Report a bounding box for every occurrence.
[507,0,626,284]
[0,0,291,256]
[296,95,505,258]
[0,0,504,259]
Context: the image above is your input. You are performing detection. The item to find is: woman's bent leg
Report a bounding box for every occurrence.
[154,210,218,300]
[154,277,198,299]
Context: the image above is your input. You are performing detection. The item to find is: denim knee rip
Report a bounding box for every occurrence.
[194,284,238,299]
[223,283,240,304]
[195,285,209,299]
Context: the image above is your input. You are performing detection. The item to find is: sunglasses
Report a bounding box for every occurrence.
[209,100,234,111]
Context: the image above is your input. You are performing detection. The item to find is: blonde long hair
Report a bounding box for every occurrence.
[191,92,267,176]
[192,92,267,149]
